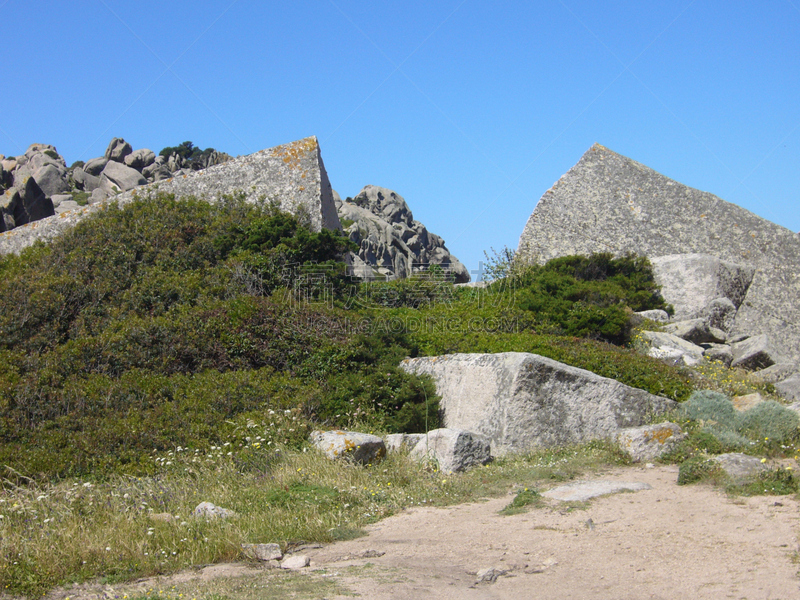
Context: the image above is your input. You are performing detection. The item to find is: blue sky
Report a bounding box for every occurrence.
[1,1,798,279]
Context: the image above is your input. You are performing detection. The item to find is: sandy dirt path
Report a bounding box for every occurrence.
[305,464,800,600]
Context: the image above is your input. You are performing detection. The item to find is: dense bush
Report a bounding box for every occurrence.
[0,196,698,480]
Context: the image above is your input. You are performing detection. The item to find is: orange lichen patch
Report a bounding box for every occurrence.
[644,427,674,445]
[269,137,318,170]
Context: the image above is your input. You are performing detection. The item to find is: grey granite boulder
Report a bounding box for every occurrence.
[0,175,54,231]
[703,344,733,367]
[101,161,147,191]
[193,501,235,519]
[408,428,492,473]
[32,164,70,197]
[337,185,469,283]
[104,137,133,162]
[241,543,282,561]
[542,480,652,502]
[83,157,108,176]
[400,352,675,454]
[730,334,776,371]
[617,422,686,462]
[310,430,386,465]
[124,148,156,170]
[750,363,799,384]
[516,144,800,362]
[711,453,768,481]
[700,297,738,333]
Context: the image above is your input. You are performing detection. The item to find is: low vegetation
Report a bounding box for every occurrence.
[0,193,796,595]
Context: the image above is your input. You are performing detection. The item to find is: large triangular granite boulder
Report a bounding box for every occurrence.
[399,352,675,454]
[516,144,800,362]
[0,136,340,255]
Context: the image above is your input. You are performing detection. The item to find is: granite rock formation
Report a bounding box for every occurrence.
[399,352,675,454]
[517,144,800,363]
[0,136,338,254]
[336,185,469,283]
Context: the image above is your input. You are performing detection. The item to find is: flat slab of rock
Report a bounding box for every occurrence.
[617,422,686,462]
[310,430,386,465]
[515,143,800,363]
[401,352,675,454]
[409,428,492,473]
[0,136,340,255]
[542,480,652,502]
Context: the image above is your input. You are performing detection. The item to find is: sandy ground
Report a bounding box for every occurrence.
[41,464,800,600]
[304,464,800,600]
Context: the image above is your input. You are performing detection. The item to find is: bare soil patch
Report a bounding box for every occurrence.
[37,464,800,600]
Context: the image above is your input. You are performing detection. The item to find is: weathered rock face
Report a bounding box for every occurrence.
[399,352,675,454]
[337,185,469,283]
[650,254,754,321]
[516,144,800,362]
[0,136,341,254]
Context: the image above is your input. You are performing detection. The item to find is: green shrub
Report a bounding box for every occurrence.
[677,456,723,485]
[728,467,799,496]
[679,390,737,429]
[735,401,800,445]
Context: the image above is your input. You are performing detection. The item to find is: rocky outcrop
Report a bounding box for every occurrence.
[399,352,675,454]
[0,137,340,254]
[0,138,231,239]
[617,422,686,462]
[337,186,469,283]
[516,144,800,362]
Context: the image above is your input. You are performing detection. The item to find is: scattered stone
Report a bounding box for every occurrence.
[640,331,705,366]
[711,453,769,481]
[384,433,426,452]
[400,352,675,453]
[542,480,652,502]
[280,555,310,570]
[731,392,765,412]
[310,430,386,465]
[731,334,777,371]
[409,428,492,473]
[475,567,508,584]
[775,376,800,402]
[241,543,282,561]
[193,501,235,519]
[71,167,102,192]
[617,422,686,462]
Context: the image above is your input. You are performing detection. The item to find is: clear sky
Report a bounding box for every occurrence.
[1,1,798,280]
